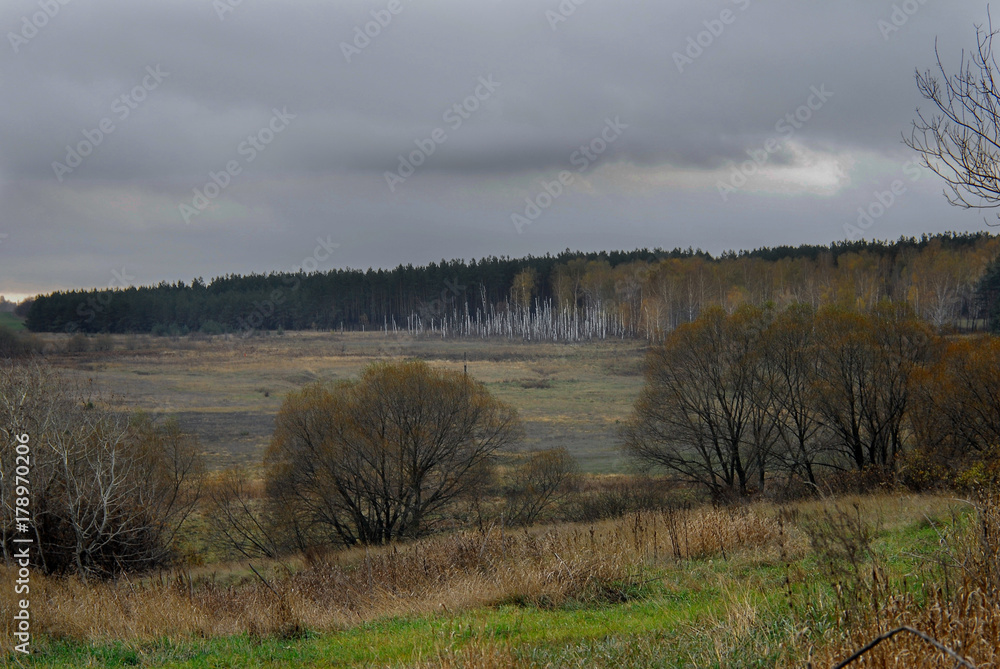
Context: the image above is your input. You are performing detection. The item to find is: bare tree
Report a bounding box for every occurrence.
[621,306,770,499]
[906,14,1000,222]
[205,466,281,559]
[500,447,578,526]
[0,362,203,579]
[266,360,522,546]
[762,304,828,487]
[812,305,932,473]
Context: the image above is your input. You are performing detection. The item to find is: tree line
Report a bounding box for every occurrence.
[23,232,1000,338]
[623,302,1000,499]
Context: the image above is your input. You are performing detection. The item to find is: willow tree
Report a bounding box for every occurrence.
[266,360,521,546]
[621,305,773,499]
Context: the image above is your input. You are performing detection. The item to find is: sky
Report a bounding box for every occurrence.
[0,0,996,300]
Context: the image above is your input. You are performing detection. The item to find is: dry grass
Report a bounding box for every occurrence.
[37,331,647,471]
[795,493,1000,668]
[6,493,994,668]
[0,505,783,648]
[365,494,1000,669]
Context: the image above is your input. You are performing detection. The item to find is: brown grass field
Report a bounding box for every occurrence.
[39,330,648,472]
[4,331,1000,667]
[4,491,998,667]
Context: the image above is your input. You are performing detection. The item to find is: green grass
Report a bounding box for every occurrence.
[12,501,961,668]
[15,580,726,667]
[0,312,25,331]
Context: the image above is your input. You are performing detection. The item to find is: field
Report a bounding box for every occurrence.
[0,313,25,332]
[42,331,648,472]
[5,492,998,668]
[5,332,1000,667]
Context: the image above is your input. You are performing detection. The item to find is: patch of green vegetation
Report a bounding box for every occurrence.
[15,504,957,669]
[20,589,726,668]
[0,312,26,331]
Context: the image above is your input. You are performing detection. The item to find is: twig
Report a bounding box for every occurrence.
[552,551,575,580]
[832,626,977,669]
[248,563,281,600]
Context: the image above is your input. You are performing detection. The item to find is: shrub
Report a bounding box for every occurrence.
[93,334,114,352]
[500,448,578,526]
[266,360,523,547]
[65,332,89,353]
[199,320,225,335]
[0,363,203,578]
[560,475,682,523]
[0,325,32,359]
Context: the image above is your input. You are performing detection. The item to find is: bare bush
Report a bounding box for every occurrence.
[204,467,281,559]
[500,448,578,526]
[0,362,203,578]
[265,360,522,547]
[799,494,1000,668]
[560,475,681,523]
[65,332,89,353]
[0,325,39,359]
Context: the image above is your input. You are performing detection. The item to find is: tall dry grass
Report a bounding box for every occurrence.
[404,495,1000,669]
[792,493,1000,668]
[0,505,782,649]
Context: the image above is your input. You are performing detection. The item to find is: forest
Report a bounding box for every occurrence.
[23,232,1000,339]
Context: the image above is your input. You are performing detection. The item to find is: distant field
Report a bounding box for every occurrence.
[42,331,650,473]
[0,312,25,331]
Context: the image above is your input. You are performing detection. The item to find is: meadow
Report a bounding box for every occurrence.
[4,492,997,668]
[0,313,25,332]
[41,331,648,472]
[3,329,999,667]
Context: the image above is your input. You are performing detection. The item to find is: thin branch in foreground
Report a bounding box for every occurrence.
[830,625,977,669]
[248,563,281,601]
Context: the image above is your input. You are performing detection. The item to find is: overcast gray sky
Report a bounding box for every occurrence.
[0,0,994,299]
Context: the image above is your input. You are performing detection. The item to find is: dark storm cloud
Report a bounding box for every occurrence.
[0,0,994,296]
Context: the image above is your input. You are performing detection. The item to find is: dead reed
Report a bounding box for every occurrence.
[0,505,782,649]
